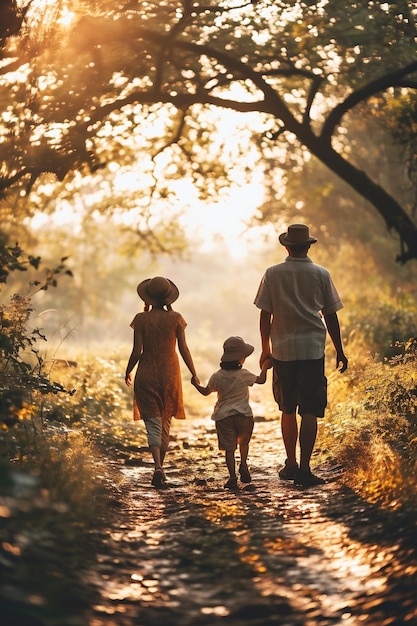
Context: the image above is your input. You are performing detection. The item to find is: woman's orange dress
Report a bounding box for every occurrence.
[130,309,187,421]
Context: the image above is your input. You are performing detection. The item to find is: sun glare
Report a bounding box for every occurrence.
[177,182,267,259]
[109,166,269,259]
[26,53,272,258]
[58,7,76,27]
[27,1,77,30]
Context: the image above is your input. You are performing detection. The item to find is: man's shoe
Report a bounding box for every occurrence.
[294,468,325,487]
[278,461,298,480]
[224,477,238,490]
[239,464,252,483]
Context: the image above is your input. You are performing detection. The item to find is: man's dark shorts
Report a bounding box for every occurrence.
[272,357,327,417]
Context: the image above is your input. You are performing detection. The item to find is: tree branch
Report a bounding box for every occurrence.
[321,61,417,141]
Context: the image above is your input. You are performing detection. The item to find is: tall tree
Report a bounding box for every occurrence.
[1,0,417,261]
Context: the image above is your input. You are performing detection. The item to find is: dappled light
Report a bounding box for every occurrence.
[2,1,417,623]
[72,416,417,625]
[2,333,417,622]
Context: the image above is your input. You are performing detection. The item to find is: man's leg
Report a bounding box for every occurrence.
[239,441,249,467]
[299,413,317,471]
[281,411,298,467]
[273,361,298,471]
[294,412,324,486]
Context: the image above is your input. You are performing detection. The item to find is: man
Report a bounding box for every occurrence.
[254,223,348,487]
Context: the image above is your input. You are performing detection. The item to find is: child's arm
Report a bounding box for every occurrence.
[191,377,212,396]
[255,357,272,385]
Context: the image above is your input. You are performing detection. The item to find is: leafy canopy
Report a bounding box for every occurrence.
[1,1,417,260]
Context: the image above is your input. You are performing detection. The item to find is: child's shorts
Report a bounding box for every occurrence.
[215,413,254,451]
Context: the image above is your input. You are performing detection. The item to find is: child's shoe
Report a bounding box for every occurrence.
[239,464,252,483]
[224,477,238,490]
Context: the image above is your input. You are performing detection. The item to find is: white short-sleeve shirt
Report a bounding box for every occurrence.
[254,256,343,361]
[207,368,258,421]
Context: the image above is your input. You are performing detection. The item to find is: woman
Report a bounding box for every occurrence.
[125,276,199,488]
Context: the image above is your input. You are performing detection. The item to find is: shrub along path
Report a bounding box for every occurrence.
[85,417,417,626]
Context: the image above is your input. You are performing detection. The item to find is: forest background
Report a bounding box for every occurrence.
[2,1,417,622]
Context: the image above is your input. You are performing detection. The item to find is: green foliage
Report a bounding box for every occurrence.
[0,351,124,625]
[348,299,417,359]
[1,1,417,260]
[0,237,73,292]
[323,339,417,510]
[0,238,75,427]
[38,355,131,432]
[0,429,118,625]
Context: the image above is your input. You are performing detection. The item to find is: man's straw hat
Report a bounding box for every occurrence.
[279,223,317,246]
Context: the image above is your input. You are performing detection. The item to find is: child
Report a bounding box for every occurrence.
[125,276,199,489]
[192,336,270,489]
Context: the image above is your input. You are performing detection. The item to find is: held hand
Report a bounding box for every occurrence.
[191,375,200,386]
[336,353,348,373]
[262,356,273,370]
[260,351,272,369]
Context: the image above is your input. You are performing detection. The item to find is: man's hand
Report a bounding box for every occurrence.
[336,352,348,373]
[260,350,272,369]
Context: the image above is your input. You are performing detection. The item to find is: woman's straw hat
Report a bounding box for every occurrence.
[137,276,179,305]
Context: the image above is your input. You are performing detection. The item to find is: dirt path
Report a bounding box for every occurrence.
[86,418,417,626]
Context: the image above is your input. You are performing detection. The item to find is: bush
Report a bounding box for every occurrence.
[323,338,417,510]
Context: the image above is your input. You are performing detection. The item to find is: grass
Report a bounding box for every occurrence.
[2,336,417,624]
[3,338,417,499]
[24,337,417,515]
[321,334,417,511]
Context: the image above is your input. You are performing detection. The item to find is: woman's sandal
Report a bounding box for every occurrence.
[151,468,168,489]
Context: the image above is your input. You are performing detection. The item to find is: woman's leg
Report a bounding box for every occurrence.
[143,417,166,488]
[149,445,162,470]
[160,416,172,469]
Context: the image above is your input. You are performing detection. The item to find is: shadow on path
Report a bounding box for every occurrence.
[86,418,417,626]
